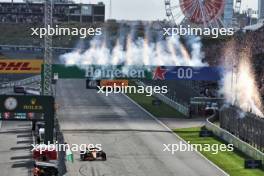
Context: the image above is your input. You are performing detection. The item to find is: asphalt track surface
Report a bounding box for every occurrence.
[0,121,33,176]
[56,79,226,176]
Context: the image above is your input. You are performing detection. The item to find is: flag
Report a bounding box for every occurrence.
[66,148,74,163]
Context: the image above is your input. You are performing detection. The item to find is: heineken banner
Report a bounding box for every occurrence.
[47,65,224,81]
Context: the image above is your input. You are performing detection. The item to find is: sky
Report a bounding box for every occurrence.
[0,0,260,20]
[85,0,259,20]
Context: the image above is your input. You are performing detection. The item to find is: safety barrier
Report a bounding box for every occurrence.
[0,75,41,88]
[219,107,264,151]
[0,44,73,53]
[136,80,189,116]
[206,113,264,166]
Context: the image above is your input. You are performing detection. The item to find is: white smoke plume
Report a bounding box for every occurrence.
[220,42,264,118]
[59,24,207,67]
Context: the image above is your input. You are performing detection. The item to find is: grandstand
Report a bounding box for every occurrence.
[220,106,264,152]
[0,1,105,23]
[203,24,264,99]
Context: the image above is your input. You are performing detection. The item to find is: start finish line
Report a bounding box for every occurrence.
[44,65,224,81]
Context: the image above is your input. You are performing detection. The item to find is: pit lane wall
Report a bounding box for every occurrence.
[136,80,189,116]
[205,111,264,166]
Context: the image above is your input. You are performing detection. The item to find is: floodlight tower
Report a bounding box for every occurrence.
[43,0,53,95]
[109,0,112,19]
[234,0,242,13]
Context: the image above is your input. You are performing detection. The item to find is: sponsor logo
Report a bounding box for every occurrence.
[0,60,43,73]
[85,66,146,79]
[23,98,43,111]
[31,98,37,105]
[153,66,167,80]
[100,80,129,87]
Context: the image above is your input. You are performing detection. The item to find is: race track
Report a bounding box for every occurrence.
[56,79,227,176]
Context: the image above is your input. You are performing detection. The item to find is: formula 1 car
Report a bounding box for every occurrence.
[33,161,58,176]
[80,147,106,161]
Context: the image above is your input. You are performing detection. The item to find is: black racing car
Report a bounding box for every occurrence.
[80,147,106,161]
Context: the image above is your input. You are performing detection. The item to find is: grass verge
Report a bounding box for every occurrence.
[174,127,264,176]
[126,83,186,118]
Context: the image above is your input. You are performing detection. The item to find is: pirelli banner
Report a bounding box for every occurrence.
[100,80,129,87]
[86,79,129,89]
[0,59,43,74]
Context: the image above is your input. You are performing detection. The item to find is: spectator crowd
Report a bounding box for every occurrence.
[203,24,264,100]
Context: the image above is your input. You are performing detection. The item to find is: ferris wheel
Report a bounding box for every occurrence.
[165,0,226,27]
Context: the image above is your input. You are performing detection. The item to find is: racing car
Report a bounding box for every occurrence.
[80,147,106,161]
[33,161,58,176]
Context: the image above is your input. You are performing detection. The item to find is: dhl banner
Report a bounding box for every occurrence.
[100,80,129,87]
[0,60,43,74]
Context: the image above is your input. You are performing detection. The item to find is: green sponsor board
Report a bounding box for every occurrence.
[42,65,223,81]
[42,64,153,79]
[52,64,86,79]
[41,64,153,94]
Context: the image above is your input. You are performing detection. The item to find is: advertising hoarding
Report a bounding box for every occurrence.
[0,59,43,74]
[52,65,223,81]
[100,80,129,87]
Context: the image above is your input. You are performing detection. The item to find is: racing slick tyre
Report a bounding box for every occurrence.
[80,154,85,161]
[101,153,107,161]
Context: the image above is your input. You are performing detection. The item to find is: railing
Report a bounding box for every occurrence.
[219,107,264,151]
[206,113,264,166]
[0,75,41,88]
[0,44,73,53]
